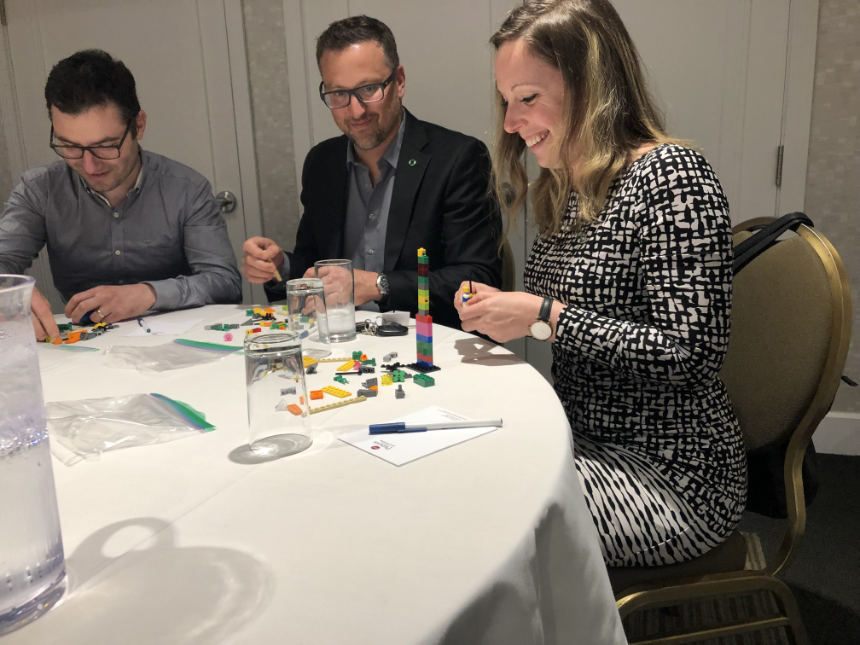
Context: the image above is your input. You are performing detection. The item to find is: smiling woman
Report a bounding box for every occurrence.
[455,0,746,569]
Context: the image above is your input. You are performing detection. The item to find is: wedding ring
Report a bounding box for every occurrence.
[96,308,104,320]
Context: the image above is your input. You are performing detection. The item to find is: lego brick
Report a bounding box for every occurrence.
[310,390,324,400]
[321,385,351,398]
[308,395,367,415]
[413,373,435,387]
[417,342,433,355]
[395,384,405,399]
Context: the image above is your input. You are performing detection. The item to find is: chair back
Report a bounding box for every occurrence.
[719,217,851,572]
[500,238,516,292]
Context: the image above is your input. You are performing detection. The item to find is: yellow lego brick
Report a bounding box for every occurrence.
[336,360,359,372]
[381,373,393,386]
[321,385,351,398]
[303,356,319,368]
[418,247,426,256]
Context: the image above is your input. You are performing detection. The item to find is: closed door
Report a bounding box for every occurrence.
[1,0,257,307]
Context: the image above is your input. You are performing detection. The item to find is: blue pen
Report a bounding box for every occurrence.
[369,418,503,435]
[137,317,151,333]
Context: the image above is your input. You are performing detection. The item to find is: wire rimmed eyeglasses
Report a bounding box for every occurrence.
[49,121,132,160]
[319,69,397,110]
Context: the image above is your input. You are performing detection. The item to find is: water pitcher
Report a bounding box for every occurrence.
[0,275,66,634]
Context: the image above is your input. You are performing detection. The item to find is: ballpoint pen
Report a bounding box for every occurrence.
[368,418,503,435]
[137,317,151,333]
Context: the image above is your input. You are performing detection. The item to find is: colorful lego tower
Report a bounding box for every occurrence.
[415,247,434,368]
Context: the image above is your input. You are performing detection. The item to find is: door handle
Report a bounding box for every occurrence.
[215,190,237,214]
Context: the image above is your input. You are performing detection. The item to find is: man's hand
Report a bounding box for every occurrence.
[353,269,381,306]
[301,267,380,306]
[243,236,284,283]
[64,284,157,324]
[30,286,59,341]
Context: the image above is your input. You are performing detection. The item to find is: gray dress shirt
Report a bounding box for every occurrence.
[344,115,405,311]
[0,150,241,309]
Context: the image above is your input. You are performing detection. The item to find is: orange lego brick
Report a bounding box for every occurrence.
[310,390,324,400]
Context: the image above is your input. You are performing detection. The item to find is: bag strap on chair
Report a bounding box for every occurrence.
[733,211,814,274]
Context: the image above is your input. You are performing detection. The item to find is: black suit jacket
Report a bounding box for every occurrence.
[266,110,502,328]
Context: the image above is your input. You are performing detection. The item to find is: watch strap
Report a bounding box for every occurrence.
[538,296,553,322]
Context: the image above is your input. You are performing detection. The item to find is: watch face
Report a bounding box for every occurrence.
[530,320,552,341]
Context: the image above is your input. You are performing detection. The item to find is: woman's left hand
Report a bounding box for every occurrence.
[456,285,547,343]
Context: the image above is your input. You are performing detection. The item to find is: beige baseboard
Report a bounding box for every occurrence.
[814,413,860,455]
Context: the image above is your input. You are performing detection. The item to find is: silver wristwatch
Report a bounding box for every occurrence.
[376,273,390,299]
[529,296,553,341]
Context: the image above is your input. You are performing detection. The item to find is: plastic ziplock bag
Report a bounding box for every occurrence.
[46,392,215,465]
[104,338,240,371]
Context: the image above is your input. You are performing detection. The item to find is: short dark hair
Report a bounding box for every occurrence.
[44,49,141,131]
[315,15,399,71]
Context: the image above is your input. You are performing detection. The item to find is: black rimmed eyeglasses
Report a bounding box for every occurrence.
[319,69,397,109]
[49,121,132,160]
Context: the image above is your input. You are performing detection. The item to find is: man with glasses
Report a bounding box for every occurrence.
[242,15,501,328]
[0,49,241,340]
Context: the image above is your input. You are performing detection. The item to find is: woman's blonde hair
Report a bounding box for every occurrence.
[491,0,677,234]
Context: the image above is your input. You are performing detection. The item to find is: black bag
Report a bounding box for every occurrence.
[732,212,819,518]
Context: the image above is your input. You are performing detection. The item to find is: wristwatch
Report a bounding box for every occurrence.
[376,273,390,299]
[529,296,554,341]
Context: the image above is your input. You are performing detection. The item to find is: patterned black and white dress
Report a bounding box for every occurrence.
[524,144,746,567]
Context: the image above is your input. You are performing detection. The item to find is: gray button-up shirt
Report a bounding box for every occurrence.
[0,149,241,309]
[343,114,405,311]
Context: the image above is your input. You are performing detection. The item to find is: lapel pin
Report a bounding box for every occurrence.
[408,158,417,167]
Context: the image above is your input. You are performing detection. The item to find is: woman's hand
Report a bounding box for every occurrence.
[454,282,547,343]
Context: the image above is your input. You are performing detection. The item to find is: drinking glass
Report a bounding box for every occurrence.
[0,275,66,635]
[243,331,311,461]
[314,259,356,343]
[285,278,331,358]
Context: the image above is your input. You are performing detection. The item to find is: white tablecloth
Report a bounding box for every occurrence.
[7,305,625,644]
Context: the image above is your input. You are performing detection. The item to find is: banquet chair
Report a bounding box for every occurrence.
[609,217,852,644]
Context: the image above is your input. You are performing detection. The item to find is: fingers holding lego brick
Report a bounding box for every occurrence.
[30,286,60,341]
[457,289,543,343]
[242,236,284,283]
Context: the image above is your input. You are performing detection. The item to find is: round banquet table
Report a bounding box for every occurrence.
[7,305,625,645]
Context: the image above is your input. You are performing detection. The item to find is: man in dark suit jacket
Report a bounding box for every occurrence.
[242,15,501,329]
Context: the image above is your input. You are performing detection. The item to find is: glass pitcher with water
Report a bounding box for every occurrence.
[0,275,66,635]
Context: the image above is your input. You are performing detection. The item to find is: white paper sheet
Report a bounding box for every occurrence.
[339,406,499,466]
